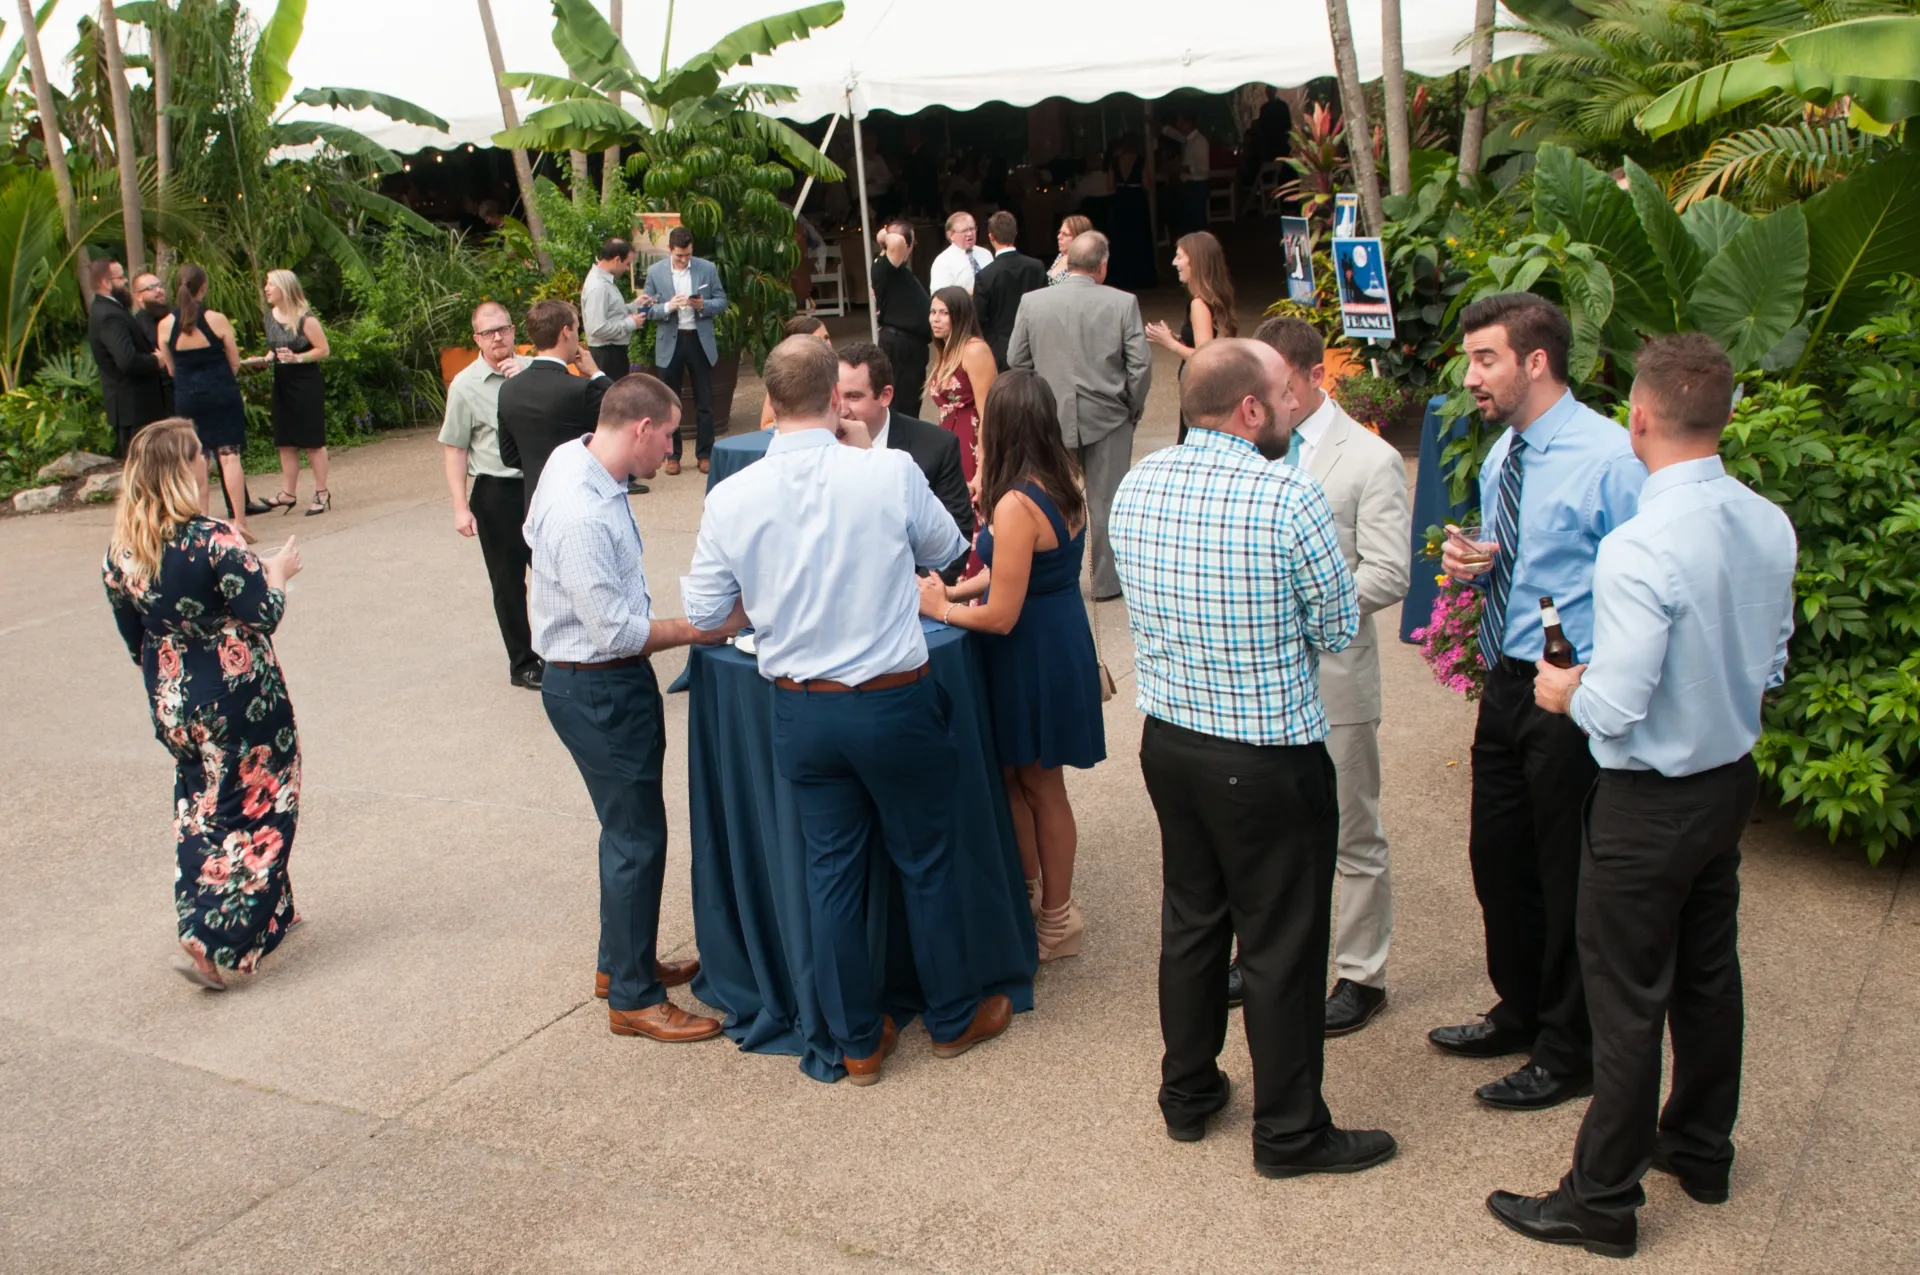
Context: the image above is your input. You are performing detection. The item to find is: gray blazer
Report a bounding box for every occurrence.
[641,256,728,366]
[1006,274,1151,448]
[1307,400,1413,725]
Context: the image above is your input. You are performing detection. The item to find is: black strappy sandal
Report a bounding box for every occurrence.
[305,489,331,517]
[265,491,298,514]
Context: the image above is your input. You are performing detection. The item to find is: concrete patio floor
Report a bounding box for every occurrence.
[2,333,1914,1274]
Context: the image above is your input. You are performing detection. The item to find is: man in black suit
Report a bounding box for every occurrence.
[973,211,1049,372]
[498,298,619,513]
[86,259,167,458]
[836,341,973,584]
[130,271,174,416]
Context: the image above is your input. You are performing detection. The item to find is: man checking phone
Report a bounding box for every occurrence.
[640,227,728,476]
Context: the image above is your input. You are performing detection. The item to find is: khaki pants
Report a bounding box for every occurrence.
[1328,719,1391,989]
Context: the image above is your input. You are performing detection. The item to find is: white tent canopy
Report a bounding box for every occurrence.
[31,1,1513,150]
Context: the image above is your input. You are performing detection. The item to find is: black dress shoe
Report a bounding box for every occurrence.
[510,665,544,691]
[1255,1128,1397,1179]
[1325,979,1386,1036]
[1428,1015,1531,1058]
[1476,1062,1592,1111]
[1166,1072,1231,1143]
[1225,958,1245,1008]
[627,480,650,495]
[1652,1148,1729,1204]
[1486,1189,1636,1259]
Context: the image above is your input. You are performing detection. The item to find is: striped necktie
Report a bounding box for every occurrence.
[1478,438,1525,666]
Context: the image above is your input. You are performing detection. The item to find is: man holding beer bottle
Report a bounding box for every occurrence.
[1435,294,1645,1111]
[1485,333,1795,1258]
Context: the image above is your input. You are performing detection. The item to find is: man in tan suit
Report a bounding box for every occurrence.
[1256,317,1411,1035]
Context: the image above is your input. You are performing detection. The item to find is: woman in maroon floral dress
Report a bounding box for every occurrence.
[104,418,306,990]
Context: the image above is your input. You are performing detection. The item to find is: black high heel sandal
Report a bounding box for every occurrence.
[265,491,299,514]
[305,489,331,517]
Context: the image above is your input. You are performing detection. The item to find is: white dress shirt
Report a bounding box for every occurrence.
[930,243,992,293]
[682,428,967,684]
[1290,392,1337,473]
[670,264,697,329]
[1162,126,1211,181]
[524,438,652,662]
[870,416,891,450]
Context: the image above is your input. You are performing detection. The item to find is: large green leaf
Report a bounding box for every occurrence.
[547,0,643,93]
[290,87,449,132]
[1624,158,1705,299]
[1802,150,1920,342]
[1560,256,1615,385]
[498,72,610,106]
[1686,203,1808,370]
[326,179,438,237]
[0,0,58,95]
[301,203,371,290]
[724,109,843,182]
[652,3,844,109]
[1531,145,1674,333]
[1679,197,1750,260]
[1638,16,1920,138]
[268,121,401,174]
[493,99,644,155]
[251,0,306,113]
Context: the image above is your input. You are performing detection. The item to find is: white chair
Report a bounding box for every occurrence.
[1255,162,1289,216]
[811,241,847,317]
[1207,168,1237,224]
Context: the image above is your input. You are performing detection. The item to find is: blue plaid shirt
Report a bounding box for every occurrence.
[1110,429,1359,746]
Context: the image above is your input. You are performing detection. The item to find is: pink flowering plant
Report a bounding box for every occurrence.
[1410,571,1487,701]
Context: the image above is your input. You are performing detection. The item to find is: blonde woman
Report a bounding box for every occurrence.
[1145,231,1239,443]
[1047,214,1094,285]
[258,270,332,516]
[104,419,306,991]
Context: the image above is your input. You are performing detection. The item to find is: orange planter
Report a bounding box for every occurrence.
[1322,346,1361,390]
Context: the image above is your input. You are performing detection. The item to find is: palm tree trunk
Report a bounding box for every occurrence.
[476,0,550,268]
[1324,0,1384,235]
[570,149,591,202]
[153,14,172,275]
[602,0,622,200]
[100,0,146,272]
[16,0,86,293]
[1458,0,1498,176]
[1381,0,1411,197]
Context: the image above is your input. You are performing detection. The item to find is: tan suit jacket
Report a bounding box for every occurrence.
[1308,401,1412,726]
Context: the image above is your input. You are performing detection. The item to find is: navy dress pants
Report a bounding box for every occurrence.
[771,677,979,1057]
[541,660,669,1012]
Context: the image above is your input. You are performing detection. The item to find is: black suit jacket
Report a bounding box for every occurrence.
[886,408,975,584]
[88,294,167,434]
[497,360,611,511]
[974,250,1049,370]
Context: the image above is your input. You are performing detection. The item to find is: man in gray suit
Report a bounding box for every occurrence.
[1251,317,1411,1035]
[640,226,729,475]
[1008,230,1152,599]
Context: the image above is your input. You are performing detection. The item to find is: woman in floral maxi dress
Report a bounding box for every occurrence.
[103,418,305,990]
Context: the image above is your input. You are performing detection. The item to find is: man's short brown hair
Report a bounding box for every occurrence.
[87,258,119,290]
[838,341,894,394]
[525,298,578,350]
[1634,333,1734,438]
[1181,339,1272,427]
[1460,292,1572,383]
[667,226,694,250]
[1254,316,1325,379]
[763,335,840,417]
[986,211,1018,245]
[598,373,681,433]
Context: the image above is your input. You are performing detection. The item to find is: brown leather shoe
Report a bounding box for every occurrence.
[595,957,703,999]
[664,458,682,476]
[843,1016,899,1087]
[608,1001,723,1042]
[697,458,710,475]
[930,994,1012,1059]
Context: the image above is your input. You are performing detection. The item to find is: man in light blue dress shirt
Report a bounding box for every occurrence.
[527,376,743,1043]
[1433,294,1647,1113]
[1488,335,1796,1259]
[681,336,1010,1084]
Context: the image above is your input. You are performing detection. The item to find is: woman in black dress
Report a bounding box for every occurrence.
[158,263,256,542]
[103,418,305,989]
[1145,231,1238,443]
[259,269,332,516]
[1106,134,1159,291]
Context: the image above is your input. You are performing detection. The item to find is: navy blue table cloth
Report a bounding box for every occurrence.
[686,619,1037,1082]
[706,430,771,491]
[1400,394,1477,644]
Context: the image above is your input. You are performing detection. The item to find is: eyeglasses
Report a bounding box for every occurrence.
[473,324,514,339]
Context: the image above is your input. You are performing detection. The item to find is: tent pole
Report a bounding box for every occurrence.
[792,112,842,214]
[1142,100,1160,251]
[850,89,879,342]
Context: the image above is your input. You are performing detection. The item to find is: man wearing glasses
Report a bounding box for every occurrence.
[130,272,174,416]
[440,302,542,690]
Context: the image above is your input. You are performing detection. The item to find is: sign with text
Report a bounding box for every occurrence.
[1282,217,1315,304]
[1333,237,1395,341]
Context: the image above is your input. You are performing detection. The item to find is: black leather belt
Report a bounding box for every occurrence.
[547,655,646,671]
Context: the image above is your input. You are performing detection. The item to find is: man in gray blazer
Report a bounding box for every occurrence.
[640,226,728,474]
[1008,230,1152,599]
[1258,317,1412,1035]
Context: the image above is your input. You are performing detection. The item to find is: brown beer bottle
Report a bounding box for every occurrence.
[1539,596,1575,669]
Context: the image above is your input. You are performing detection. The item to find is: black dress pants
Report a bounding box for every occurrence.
[468,474,538,679]
[1563,758,1755,1224]
[1469,659,1598,1077]
[1140,716,1339,1165]
[590,343,630,384]
[661,338,714,461]
[878,326,928,418]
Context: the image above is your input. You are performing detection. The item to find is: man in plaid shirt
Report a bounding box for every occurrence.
[1111,338,1395,1179]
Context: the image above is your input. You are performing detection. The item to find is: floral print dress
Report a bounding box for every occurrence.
[104,517,301,972]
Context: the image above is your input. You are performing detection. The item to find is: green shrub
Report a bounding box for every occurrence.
[0,349,111,498]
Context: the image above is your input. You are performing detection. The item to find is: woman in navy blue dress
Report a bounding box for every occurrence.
[919,370,1106,961]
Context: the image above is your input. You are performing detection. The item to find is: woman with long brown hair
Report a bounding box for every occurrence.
[104,419,306,990]
[928,284,996,483]
[919,371,1106,961]
[157,263,258,539]
[1145,230,1239,443]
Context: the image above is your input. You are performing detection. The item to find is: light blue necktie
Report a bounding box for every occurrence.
[1284,430,1303,467]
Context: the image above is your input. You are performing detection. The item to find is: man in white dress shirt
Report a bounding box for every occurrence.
[1162,113,1212,237]
[928,211,993,294]
[682,336,1013,1085]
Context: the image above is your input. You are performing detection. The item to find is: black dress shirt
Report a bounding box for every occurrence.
[872,256,932,340]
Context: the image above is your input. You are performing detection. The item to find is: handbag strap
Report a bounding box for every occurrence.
[1083,506,1106,667]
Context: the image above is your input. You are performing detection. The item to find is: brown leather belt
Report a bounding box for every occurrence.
[547,655,647,671]
[774,664,929,693]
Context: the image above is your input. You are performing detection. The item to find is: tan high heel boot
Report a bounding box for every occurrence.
[1026,876,1043,919]
[1036,900,1084,962]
